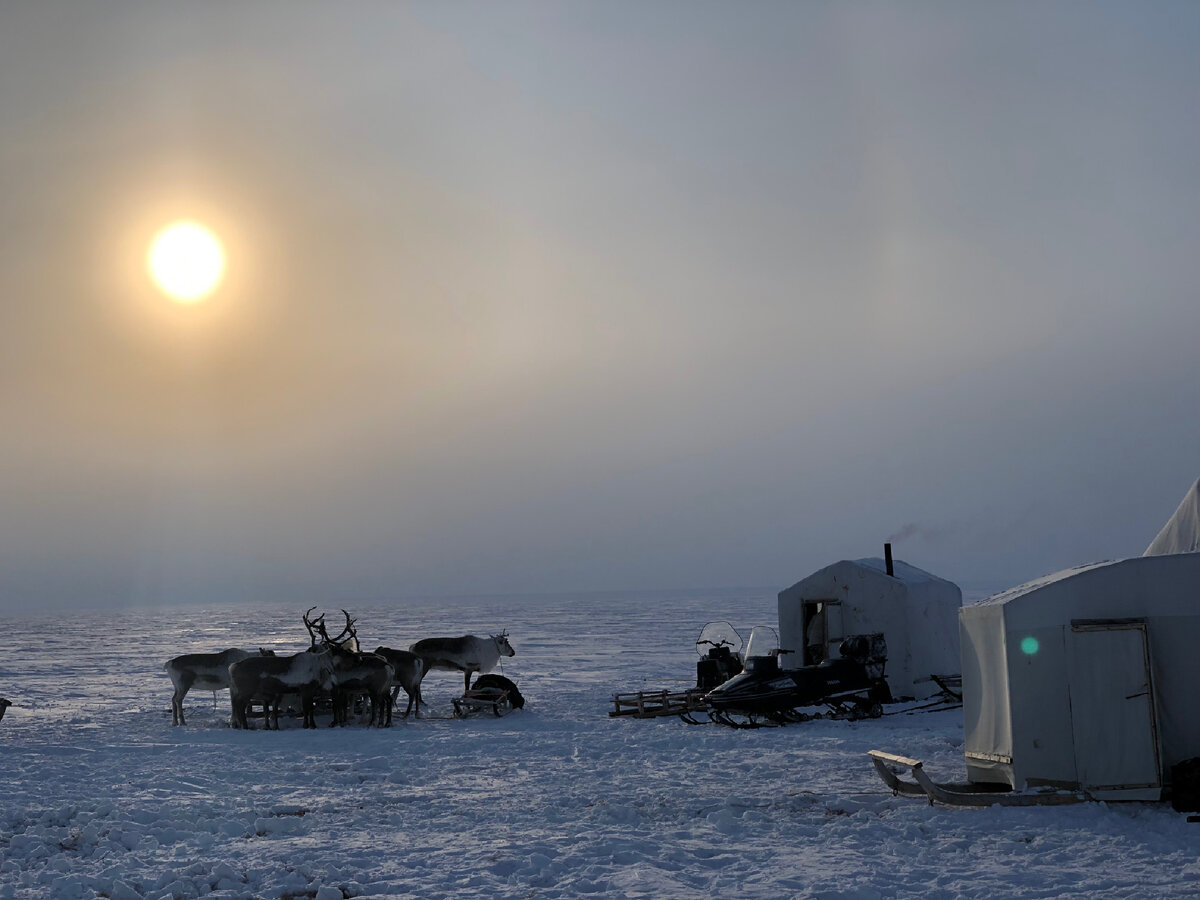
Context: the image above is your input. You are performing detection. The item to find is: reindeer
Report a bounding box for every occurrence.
[327,648,394,727]
[307,608,393,727]
[373,647,426,719]
[164,648,275,726]
[224,609,354,730]
[408,632,515,694]
[228,649,336,729]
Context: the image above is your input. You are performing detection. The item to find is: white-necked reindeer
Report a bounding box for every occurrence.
[408,632,515,693]
[164,647,275,726]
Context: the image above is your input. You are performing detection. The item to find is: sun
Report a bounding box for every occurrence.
[147,221,226,303]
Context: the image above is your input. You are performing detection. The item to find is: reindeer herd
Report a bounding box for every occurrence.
[163,608,516,729]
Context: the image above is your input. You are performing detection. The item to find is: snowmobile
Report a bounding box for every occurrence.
[703,625,892,728]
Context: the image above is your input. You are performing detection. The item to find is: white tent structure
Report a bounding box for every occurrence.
[960,553,1200,801]
[777,556,961,701]
[1144,477,1200,557]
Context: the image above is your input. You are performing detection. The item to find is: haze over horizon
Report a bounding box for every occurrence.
[2,2,1198,611]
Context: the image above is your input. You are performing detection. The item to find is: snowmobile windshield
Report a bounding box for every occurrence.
[696,621,743,657]
[743,625,780,660]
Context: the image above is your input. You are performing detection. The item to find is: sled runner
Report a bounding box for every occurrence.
[868,750,1088,807]
[453,686,512,717]
[453,685,516,717]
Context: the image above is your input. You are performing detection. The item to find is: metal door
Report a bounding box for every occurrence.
[1066,620,1161,799]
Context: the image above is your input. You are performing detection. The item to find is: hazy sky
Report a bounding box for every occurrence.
[2,1,1198,609]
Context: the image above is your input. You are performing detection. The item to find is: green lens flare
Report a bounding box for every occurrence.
[1020,636,1040,656]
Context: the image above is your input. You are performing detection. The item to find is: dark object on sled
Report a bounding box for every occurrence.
[704,631,892,726]
[453,674,523,717]
[471,674,525,709]
[1171,758,1200,813]
[0,698,10,723]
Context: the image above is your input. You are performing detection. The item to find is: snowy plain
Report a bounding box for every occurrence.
[1,590,1198,899]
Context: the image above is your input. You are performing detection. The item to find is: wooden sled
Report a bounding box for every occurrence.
[868,750,1088,807]
[888,675,963,715]
[929,674,963,701]
[610,689,707,719]
[453,686,516,718]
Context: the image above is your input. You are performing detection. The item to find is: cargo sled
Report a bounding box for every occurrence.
[453,674,524,718]
[609,621,742,720]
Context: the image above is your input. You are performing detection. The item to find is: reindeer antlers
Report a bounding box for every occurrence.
[304,607,358,649]
[325,609,357,646]
[302,606,327,649]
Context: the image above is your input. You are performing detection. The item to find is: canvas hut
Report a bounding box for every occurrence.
[959,553,1200,801]
[777,552,961,701]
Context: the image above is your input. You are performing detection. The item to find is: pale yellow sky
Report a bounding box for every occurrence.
[1,2,1198,607]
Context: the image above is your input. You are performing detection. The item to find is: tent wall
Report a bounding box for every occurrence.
[1003,618,1078,789]
[903,578,962,695]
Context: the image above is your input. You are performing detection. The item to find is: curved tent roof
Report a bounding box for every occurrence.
[968,560,1115,607]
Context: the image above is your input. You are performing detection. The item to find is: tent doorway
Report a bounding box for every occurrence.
[1067,620,1161,800]
[800,600,842,666]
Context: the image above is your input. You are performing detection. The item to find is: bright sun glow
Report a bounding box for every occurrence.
[147,221,226,303]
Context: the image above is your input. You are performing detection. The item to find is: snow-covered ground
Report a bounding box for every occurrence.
[1,591,1197,899]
